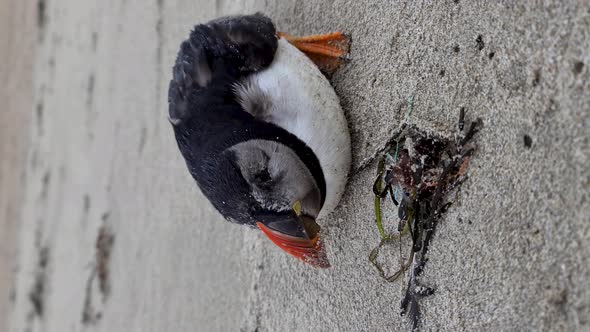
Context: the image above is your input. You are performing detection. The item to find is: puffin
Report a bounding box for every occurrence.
[168,13,351,267]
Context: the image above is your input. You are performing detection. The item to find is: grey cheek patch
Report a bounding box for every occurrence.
[227,139,322,217]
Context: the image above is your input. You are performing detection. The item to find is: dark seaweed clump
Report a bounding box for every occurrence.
[370,110,482,330]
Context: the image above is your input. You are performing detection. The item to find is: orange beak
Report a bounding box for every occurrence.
[256,219,330,268]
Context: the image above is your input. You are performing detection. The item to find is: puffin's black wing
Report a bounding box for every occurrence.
[168,13,277,125]
[167,14,285,224]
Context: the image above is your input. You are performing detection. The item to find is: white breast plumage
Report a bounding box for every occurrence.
[235,38,351,218]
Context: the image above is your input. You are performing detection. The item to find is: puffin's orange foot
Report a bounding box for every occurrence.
[278,31,350,74]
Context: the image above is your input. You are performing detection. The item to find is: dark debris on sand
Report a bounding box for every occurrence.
[370,109,482,330]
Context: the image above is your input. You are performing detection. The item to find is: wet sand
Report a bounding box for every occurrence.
[0,1,36,331]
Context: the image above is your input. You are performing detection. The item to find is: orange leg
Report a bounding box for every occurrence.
[278,31,350,74]
[278,31,346,43]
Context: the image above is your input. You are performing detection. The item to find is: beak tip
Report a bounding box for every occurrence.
[308,257,331,268]
[305,240,331,268]
[257,221,331,269]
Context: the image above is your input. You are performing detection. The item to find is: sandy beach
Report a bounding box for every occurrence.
[1,1,588,331]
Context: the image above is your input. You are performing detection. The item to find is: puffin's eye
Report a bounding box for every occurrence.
[254,168,272,185]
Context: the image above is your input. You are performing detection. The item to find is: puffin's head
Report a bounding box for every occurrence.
[202,139,329,267]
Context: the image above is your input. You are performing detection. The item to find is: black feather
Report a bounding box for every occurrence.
[167,14,326,225]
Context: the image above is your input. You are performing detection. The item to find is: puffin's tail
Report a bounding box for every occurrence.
[168,13,278,125]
